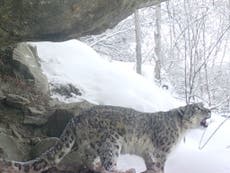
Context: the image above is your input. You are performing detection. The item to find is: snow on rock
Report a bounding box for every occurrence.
[31,39,182,112]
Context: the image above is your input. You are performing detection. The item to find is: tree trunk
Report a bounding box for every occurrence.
[134,9,142,75]
[154,4,162,84]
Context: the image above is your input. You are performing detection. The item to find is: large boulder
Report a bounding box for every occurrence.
[0,132,27,160]
[0,43,49,96]
[0,0,165,47]
[0,125,30,161]
[13,43,49,94]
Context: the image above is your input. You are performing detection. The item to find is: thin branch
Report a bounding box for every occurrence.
[199,115,230,150]
[194,24,230,75]
[89,21,154,47]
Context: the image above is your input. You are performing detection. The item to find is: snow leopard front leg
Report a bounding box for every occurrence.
[96,132,136,173]
[142,151,166,173]
[96,132,122,172]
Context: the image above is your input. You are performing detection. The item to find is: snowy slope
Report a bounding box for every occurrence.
[30,40,230,173]
[31,40,181,112]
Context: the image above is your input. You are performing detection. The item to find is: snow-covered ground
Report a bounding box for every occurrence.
[31,40,230,173]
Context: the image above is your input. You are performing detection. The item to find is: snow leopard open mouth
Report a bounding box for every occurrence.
[200,117,211,128]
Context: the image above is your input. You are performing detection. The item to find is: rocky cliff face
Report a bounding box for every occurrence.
[0,43,95,172]
[0,0,165,47]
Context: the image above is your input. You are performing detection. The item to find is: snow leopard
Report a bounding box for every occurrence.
[0,103,211,173]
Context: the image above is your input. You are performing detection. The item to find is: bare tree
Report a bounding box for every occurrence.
[165,0,230,107]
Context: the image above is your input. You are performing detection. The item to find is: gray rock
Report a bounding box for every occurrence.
[0,0,165,47]
[0,132,27,161]
[4,94,30,108]
[23,106,48,126]
[23,115,48,126]
[30,137,59,158]
[0,90,5,101]
[45,109,74,137]
[27,106,45,116]
[58,101,95,115]
[13,43,49,94]
[46,101,94,137]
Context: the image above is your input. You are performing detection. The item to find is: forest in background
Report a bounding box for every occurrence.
[82,0,230,113]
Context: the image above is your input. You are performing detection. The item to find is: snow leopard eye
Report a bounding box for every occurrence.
[194,102,204,111]
[195,106,201,111]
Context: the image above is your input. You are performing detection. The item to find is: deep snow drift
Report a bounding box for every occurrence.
[31,40,230,173]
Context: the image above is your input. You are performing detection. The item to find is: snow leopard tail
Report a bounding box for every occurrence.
[0,119,76,173]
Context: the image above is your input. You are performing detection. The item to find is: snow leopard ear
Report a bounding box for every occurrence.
[180,103,200,119]
[192,102,204,111]
[177,106,186,117]
[196,102,204,107]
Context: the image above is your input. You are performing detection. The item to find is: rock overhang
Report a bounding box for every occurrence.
[0,0,166,47]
